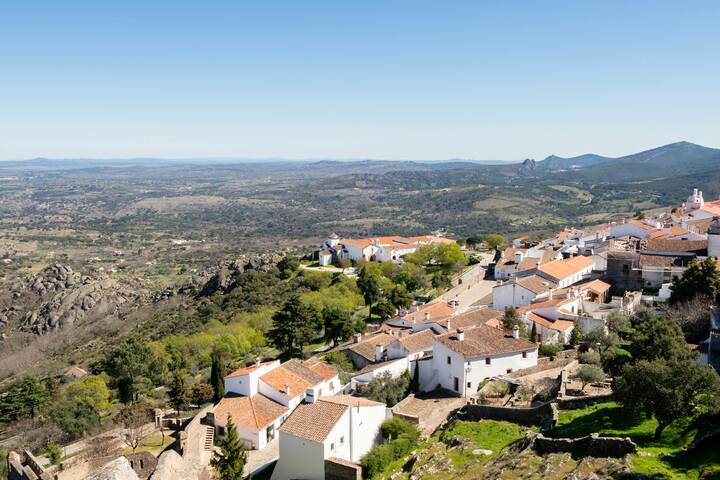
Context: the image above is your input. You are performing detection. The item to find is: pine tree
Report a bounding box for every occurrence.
[529,322,537,343]
[211,416,247,479]
[410,364,420,392]
[569,322,584,347]
[168,371,189,413]
[210,352,225,403]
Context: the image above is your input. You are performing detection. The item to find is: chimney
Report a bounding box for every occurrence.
[411,316,416,325]
[512,325,520,339]
[305,388,316,404]
[424,312,430,322]
[456,328,465,341]
[549,289,554,300]
[514,251,524,264]
[353,333,362,344]
[375,344,383,363]
[284,384,291,396]
[446,319,451,331]
[255,357,261,367]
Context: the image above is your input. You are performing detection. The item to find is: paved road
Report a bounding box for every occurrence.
[431,254,496,312]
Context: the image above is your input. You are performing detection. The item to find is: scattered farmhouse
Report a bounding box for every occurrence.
[317,233,454,264]
[271,395,387,480]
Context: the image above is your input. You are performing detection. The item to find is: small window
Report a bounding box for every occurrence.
[485,358,491,365]
[447,356,451,365]
[330,442,335,450]
[466,382,471,389]
[340,436,345,445]
[522,351,528,358]
[506,368,512,373]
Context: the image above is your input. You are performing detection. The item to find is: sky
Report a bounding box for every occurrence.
[1,1,719,161]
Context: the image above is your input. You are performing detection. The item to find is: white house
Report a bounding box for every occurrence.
[608,219,662,239]
[271,395,387,480]
[492,275,556,311]
[495,247,559,280]
[423,325,538,396]
[536,255,595,289]
[213,357,342,450]
[318,234,455,264]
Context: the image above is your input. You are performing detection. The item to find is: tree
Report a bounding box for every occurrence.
[466,235,484,248]
[210,352,226,403]
[190,383,214,405]
[0,376,50,424]
[44,442,62,465]
[665,295,713,343]
[365,372,409,407]
[102,338,164,404]
[357,264,384,320]
[569,322,583,347]
[373,299,397,321]
[323,306,355,347]
[50,399,102,441]
[529,322,537,343]
[388,285,413,309]
[277,255,300,278]
[485,234,505,250]
[615,359,720,438]
[211,416,247,480]
[629,311,693,363]
[63,375,110,412]
[606,310,631,337]
[576,365,605,391]
[582,327,619,355]
[268,295,322,358]
[116,403,154,453]
[410,364,420,393]
[578,350,601,365]
[380,418,419,441]
[669,258,720,304]
[168,372,190,413]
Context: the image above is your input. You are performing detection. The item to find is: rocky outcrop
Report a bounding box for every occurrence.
[15,264,149,335]
[194,253,283,297]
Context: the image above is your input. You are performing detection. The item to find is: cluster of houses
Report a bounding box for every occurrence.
[316,233,454,265]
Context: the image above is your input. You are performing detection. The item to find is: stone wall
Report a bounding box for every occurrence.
[557,393,614,409]
[460,402,557,428]
[325,457,362,480]
[533,432,637,457]
[510,357,576,378]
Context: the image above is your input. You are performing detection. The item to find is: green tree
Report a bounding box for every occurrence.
[102,337,164,403]
[629,311,693,363]
[576,365,605,391]
[529,322,537,343]
[210,352,226,403]
[606,310,631,337]
[388,285,413,309]
[365,372,409,407]
[569,322,583,346]
[485,234,505,250]
[0,376,50,424]
[380,418,419,441]
[578,350,601,365]
[190,383,214,405]
[615,359,720,438]
[50,399,102,440]
[268,295,322,357]
[44,442,62,465]
[582,327,619,355]
[357,264,384,320]
[168,372,190,413]
[410,364,420,393]
[466,235,484,248]
[373,299,397,321]
[211,416,247,479]
[669,257,720,304]
[63,375,111,412]
[323,306,354,347]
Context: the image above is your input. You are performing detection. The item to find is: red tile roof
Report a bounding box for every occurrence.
[279,400,348,443]
[213,394,288,431]
[226,360,275,379]
[435,324,536,358]
[538,256,594,281]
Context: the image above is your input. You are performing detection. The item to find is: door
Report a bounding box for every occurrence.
[453,376,459,392]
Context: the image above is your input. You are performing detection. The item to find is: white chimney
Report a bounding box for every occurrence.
[446,319,451,331]
[284,384,291,396]
[512,325,520,339]
[255,357,261,367]
[424,312,430,321]
[514,251,524,264]
[411,316,416,325]
[375,344,383,362]
[305,388,316,404]
[353,333,362,344]
[456,328,464,341]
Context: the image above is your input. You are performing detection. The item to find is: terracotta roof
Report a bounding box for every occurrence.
[515,297,573,314]
[303,357,338,380]
[260,359,337,398]
[629,220,657,231]
[347,332,396,362]
[527,312,575,332]
[538,256,594,281]
[575,279,611,294]
[395,329,434,353]
[515,275,556,294]
[435,324,537,358]
[436,307,503,330]
[279,400,348,443]
[319,395,384,407]
[226,360,276,379]
[354,357,407,376]
[518,256,543,271]
[213,394,288,431]
[413,302,456,323]
[639,254,681,268]
[647,226,691,239]
[340,238,373,249]
[643,239,707,253]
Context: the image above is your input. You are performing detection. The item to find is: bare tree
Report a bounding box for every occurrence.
[664,295,713,343]
[115,403,154,453]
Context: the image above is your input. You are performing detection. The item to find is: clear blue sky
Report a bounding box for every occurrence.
[1,1,718,160]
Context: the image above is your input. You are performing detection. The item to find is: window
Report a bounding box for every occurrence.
[522,351,527,358]
[506,368,513,373]
[340,436,345,445]
[447,356,451,365]
[330,442,335,451]
[467,382,472,389]
[485,357,491,365]
[622,264,629,273]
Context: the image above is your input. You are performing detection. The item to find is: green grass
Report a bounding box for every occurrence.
[550,402,720,479]
[440,420,530,467]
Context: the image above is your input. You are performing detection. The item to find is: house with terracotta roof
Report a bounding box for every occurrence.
[317,232,455,264]
[271,395,386,480]
[608,218,663,239]
[494,247,560,280]
[344,331,397,369]
[535,255,595,288]
[213,357,341,451]
[422,325,538,396]
[386,329,435,361]
[385,301,457,331]
[492,275,557,311]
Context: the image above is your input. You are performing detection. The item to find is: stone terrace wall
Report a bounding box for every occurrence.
[510,356,576,379]
[534,432,637,457]
[325,457,362,480]
[460,402,557,428]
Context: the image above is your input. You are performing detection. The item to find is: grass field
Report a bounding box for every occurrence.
[551,402,720,479]
[439,420,530,467]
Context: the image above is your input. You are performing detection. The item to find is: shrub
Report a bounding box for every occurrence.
[380,418,420,442]
[578,350,601,365]
[44,442,62,465]
[539,343,563,358]
[361,421,420,478]
[577,365,605,391]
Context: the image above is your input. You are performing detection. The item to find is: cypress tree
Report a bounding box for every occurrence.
[410,364,420,392]
[529,322,537,343]
[210,352,225,403]
[211,416,247,479]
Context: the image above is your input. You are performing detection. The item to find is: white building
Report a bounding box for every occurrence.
[608,219,662,239]
[422,325,538,396]
[213,357,342,450]
[492,275,556,311]
[536,255,595,289]
[318,234,455,264]
[271,395,387,480]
